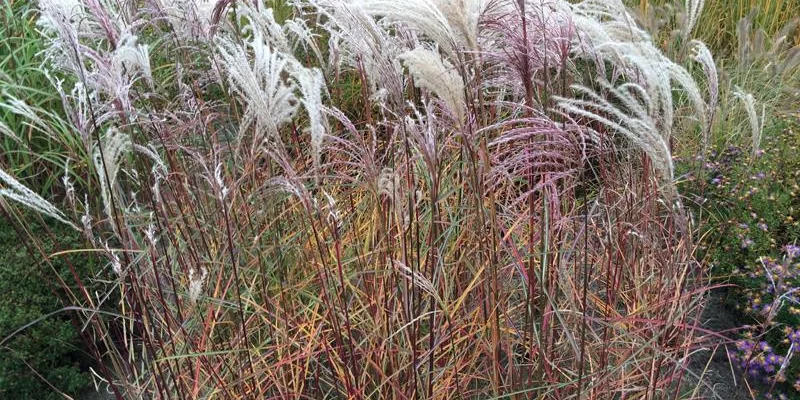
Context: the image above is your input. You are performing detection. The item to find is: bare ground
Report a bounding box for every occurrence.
[685,289,769,400]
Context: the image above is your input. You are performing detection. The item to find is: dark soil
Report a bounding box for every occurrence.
[685,288,770,399]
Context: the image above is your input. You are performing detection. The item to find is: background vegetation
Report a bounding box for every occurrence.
[0,212,95,399]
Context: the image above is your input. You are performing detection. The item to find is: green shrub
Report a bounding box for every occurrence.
[0,212,93,400]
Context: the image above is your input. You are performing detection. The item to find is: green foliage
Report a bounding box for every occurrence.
[678,114,800,397]
[0,212,93,400]
[632,0,800,56]
[695,116,800,276]
[0,0,77,194]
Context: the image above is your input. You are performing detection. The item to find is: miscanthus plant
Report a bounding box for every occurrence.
[0,0,719,397]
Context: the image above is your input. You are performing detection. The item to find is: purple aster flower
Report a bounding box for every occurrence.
[736,340,753,350]
[789,330,800,344]
[785,244,800,259]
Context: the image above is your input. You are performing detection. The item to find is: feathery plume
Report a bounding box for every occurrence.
[283,17,325,66]
[158,0,218,38]
[481,0,575,102]
[0,94,70,143]
[36,0,85,72]
[102,240,123,276]
[378,167,412,229]
[309,0,406,109]
[486,113,580,190]
[690,40,718,153]
[733,87,764,157]
[556,81,675,192]
[0,169,78,230]
[144,222,157,247]
[111,33,153,88]
[93,127,131,221]
[63,159,76,207]
[132,143,167,204]
[430,0,487,51]
[683,0,705,41]
[236,2,292,53]
[214,162,229,201]
[398,46,466,122]
[570,0,706,138]
[187,266,208,303]
[81,194,94,244]
[216,28,298,148]
[354,0,486,56]
[289,63,327,173]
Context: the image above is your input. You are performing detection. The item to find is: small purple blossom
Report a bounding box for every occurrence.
[786,244,800,259]
[766,353,783,365]
[790,330,800,345]
[737,339,754,351]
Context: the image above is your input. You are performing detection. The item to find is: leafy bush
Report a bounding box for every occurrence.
[0,212,93,399]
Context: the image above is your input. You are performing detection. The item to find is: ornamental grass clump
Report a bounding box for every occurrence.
[0,0,719,397]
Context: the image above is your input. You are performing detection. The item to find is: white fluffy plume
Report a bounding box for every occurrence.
[556,81,674,191]
[354,0,487,56]
[216,28,298,148]
[398,46,466,122]
[690,40,718,153]
[0,169,78,230]
[289,64,327,172]
[93,127,131,221]
[571,0,707,138]
[733,87,764,157]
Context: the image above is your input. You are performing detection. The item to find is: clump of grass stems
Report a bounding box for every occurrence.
[633,0,800,56]
[0,0,722,397]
